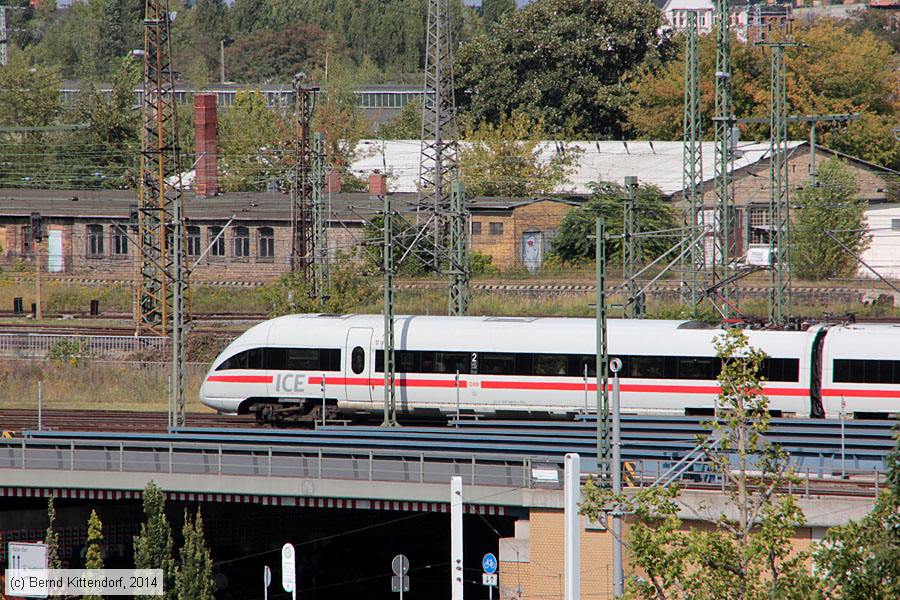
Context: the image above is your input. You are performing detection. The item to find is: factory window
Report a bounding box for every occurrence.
[351,347,366,375]
[216,347,341,371]
[187,226,201,256]
[489,222,504,235]
[471,222,482,236]
[258,227,275,259]
[891,218,900,231]
[112,227,128,256]
[234,226,251,258]
[87,224,104,256]
[833,359,900,385]
[209,227,226,257]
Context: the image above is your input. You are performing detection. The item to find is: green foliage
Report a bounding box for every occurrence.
[218,89,289,192]
[813,439,900,599]
[258,259,379,317]
[313,58,375,172]
[378,97,422,140]
[792,158,869,281]
[47,337,93,366]
[45,497,62,570]
[581,329,818,600]
[0,57,61,127]
[481,0,515,26]
[84,509,104,570]
[134,482,176,600]
[456,0,673,137]
[459,111,581,197]
[225,22,341,83]
[628,19,899,170]
[176,509,215,600]
[550,181,678,264]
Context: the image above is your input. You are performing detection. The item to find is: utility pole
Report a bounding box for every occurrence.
[0,5,8,67]
[30,212,42,320]
[312,132,329,299]
[622,176,641,318]
[448,179,470,316]
[138,0,188,427]
[682,10,704,314]
[290,73,319,286]
[595,218,610,485]
[420,0,459,271]
[754,5,800,326]
[382,191,398,427]
[713,0,735,316]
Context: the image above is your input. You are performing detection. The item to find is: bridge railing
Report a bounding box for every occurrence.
[0,438,553,490]
[0,334,167,359]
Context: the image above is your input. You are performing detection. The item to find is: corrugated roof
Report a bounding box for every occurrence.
[349,140,806,196]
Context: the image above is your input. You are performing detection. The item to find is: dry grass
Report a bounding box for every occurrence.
[0,359,213,412]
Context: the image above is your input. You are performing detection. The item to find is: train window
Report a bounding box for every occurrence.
[287,348,320,370]
[216,350,248,371]
[480,353,516,375]
[833,359,900,384]
[628,356,665,379]
[435,352,470,374]
[266,348,287,370]
[247,348,264,370]
[678,357,715,380]
[535,354,568,376]
[351,347,365,374]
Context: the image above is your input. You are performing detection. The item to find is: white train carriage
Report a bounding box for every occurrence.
[820,324,900,418]
[200,314,841,423]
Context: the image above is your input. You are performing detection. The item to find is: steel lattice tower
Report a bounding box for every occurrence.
[713,0,735,316]
[623,176,641,318]
[290,74,319,282]
[682,11,704,313]
[755,7,799,325]
[448,180,470,315]
[138,0,187,427]
[420,0,459,271]
[312,132,328,299]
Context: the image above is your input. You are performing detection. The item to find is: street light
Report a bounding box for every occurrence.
[220,36,234,83]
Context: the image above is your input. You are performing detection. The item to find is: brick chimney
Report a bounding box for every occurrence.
[368,171,388,197]
[324,170,341,194]
[194,93,219,197]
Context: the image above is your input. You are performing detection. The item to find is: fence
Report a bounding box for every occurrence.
[0,334,168,359]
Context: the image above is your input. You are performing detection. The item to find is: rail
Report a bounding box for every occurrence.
[0,437,885,498]
[0,333,167,358]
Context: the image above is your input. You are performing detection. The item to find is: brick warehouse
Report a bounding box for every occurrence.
[0,186,578,281]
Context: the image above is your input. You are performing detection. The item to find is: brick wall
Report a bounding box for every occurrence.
[500,508,815,599]
[0,219,368,283]
[471,200,575,270]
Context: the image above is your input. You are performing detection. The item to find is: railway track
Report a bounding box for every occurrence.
[0,409,256,434]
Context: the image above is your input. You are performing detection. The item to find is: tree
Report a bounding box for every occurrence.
[218,89,290,192]
[45,497,62,570]
[581,329,820,599]
[550,181,678,264]
[378,97,422,139]
[83,510,104,600]
[459,111,581,197]
[176,509,215,600]
[456,0,673,137]
[0,56,61,127]
[133,482,177,600]
[482,0,514,26]
[258,258,379,317]
[627,19,899,170]
[225,22,342,83]
[813,437,899,599]
[792,158,870,281]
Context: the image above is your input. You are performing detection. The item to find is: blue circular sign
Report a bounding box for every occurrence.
[482,553,498,574]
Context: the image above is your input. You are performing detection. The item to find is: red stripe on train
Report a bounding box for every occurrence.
[480,381,809,396]
[206,375,273,383]
[822,388,900,398]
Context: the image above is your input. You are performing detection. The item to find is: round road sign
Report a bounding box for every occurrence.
[482,553,498,574]
[391,554,410,576]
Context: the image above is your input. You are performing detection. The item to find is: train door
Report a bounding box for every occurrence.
[345,327,373,404]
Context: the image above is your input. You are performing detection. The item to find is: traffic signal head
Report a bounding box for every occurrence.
[30,212,43,243]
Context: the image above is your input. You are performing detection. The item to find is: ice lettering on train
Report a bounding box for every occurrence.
[275,373,306,393]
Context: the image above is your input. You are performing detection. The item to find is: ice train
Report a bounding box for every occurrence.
[199,314,900,423]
